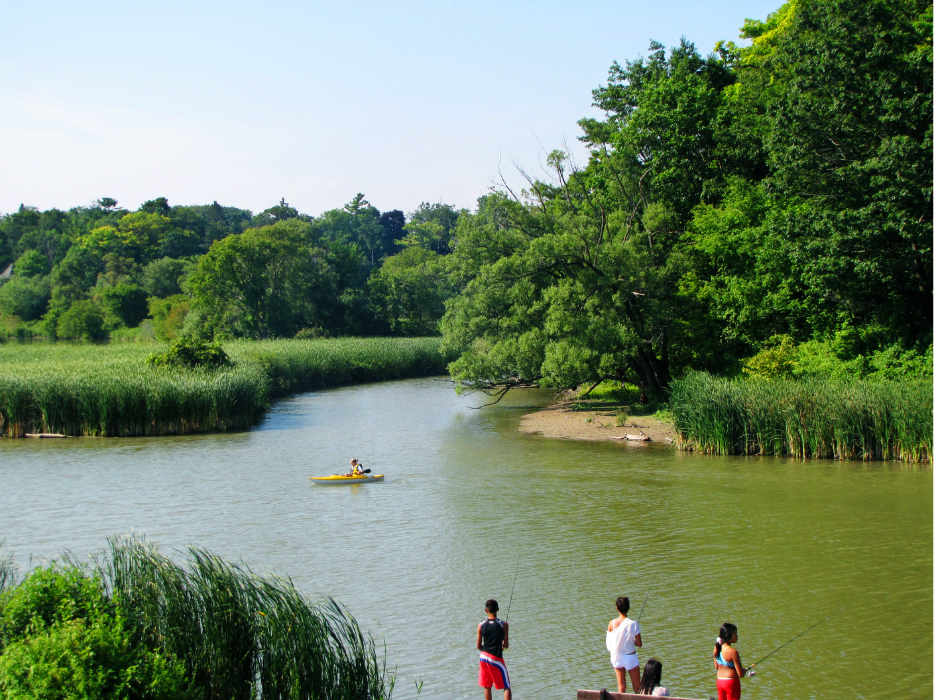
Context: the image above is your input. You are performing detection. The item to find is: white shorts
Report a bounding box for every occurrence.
[612,652,639,671]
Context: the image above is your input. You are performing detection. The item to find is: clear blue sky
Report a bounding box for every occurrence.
[0,1,784,218]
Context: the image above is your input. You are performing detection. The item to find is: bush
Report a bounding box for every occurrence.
[99,283,149,328]
[147,337,231,369]
[0,567,193,700]
[148,295,191,340]
[0,275,51,322]
[742,335,933,381]
[56,300,107,339]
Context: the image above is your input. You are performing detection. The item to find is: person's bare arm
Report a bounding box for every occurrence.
[476,624,483,651]
[502,620,509,650]
[727,647,747,677]
[634,632,642,648]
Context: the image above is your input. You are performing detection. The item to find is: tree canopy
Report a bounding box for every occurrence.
[441,0,932,397]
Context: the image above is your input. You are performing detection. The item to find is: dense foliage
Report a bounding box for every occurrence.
[441,0,931,396]
[0,195,461,341]
[147,337,232,369]
[0,539,393,699]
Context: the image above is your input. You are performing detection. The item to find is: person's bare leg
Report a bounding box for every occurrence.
[628,666,641,694]
[483,688,492,700]
[614,667,627,693]
[504,689,512,700]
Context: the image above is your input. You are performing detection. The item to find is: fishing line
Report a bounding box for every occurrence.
[504,555,520,622]
[636,573,658,623]
[749,611,838,668]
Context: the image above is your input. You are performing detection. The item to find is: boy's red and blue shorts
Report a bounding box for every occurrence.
[478,651,510,690]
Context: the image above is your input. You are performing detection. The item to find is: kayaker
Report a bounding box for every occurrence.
[477,599,511,700]
[344,459,364,477]
[607,595,642,693]
[714,623,753,700]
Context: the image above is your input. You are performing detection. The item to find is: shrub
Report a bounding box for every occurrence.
[149,294,191,340]
[147,337,231,369]
[0,567,193,700]
[0,275,51,322]
[56,300,107,339]
[99,283,149,328]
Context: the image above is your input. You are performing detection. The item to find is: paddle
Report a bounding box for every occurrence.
[363,469,371,473]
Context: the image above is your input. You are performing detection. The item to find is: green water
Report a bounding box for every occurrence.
[1,378,930,699]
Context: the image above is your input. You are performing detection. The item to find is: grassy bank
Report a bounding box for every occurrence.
[0,337,450,437]
[0,538,392,699]
[669,372,932,462]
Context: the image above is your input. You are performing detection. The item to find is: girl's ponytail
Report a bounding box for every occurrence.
[714,623,737,658]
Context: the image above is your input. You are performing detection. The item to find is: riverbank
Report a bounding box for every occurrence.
[518,398,676,443]
[0,337,452,437]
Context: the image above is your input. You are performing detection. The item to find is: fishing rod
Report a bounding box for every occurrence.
[749,612,837,668]
[504,556,520,622]
[636,573,658,623]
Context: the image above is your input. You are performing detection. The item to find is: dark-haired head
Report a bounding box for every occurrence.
[616,596,630,614]
[714,623,738,657]
[638,658,663,695]
[485,599,499,615]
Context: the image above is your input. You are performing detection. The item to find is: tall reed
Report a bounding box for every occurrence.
[0,338,451,437]
[105,537,392,700]
[0,538,392,699]
[669,372,932,462]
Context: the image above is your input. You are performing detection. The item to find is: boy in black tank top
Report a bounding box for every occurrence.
[476,599,511,700]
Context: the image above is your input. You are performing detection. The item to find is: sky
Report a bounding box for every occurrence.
[0,0,784,218]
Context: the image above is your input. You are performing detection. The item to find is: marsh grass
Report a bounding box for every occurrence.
[104,537,392,700]
[669,372,932,462]
[0,338,450,437]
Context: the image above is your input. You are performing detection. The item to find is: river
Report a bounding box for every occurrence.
[1,377,930,699]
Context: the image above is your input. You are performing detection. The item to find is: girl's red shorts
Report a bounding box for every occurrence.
[717,678,741,700]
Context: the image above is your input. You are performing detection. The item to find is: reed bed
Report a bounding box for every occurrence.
[0,538,392,699]
[0,338,450,437]
[669,372,932,462]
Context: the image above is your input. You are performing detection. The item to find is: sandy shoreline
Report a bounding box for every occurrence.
[518,400,677,444]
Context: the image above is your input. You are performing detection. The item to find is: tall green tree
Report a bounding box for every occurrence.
[190,221,336,339]
[367,247,452,336]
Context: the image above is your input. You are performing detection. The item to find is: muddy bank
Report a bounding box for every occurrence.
[518,400,676,443]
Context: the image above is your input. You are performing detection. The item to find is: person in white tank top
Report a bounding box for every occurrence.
[606,595,642,693]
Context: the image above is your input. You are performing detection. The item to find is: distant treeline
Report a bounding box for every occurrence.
[0,194,457,341]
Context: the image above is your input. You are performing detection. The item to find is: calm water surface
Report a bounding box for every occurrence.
[1,378,931,700]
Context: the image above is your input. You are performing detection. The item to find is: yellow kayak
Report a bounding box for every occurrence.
[308,474,385,485]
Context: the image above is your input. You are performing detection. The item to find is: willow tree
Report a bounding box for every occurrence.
[441,41,737,398]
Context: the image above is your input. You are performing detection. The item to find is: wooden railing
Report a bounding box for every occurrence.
[577,690,706,700]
